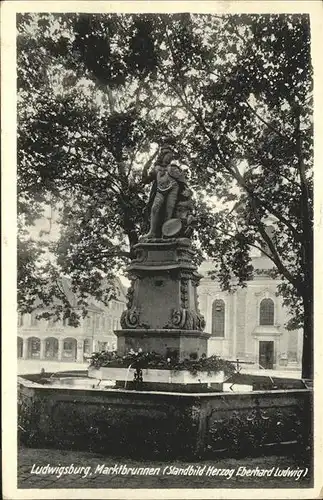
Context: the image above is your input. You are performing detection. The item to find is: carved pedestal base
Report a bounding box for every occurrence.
[118,238,208,361]
[115,329,210,361]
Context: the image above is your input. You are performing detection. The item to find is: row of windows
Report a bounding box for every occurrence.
[18,312,122,330]
[211,298,275,337]
[17,336,117,359]
[85,315,121,330]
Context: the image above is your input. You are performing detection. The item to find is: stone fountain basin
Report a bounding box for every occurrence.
[88,366,225,385]
[18,373,312,458]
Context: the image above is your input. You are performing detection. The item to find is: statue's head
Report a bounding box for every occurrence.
[158,145,175,166]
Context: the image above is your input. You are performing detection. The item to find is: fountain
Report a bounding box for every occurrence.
[18,145,312,458]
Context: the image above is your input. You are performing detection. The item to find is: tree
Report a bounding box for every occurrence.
[17,13,313,378]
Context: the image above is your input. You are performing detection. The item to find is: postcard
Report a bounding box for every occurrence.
[2,1,323,499]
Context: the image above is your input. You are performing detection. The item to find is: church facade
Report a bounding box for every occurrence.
[198,255,303,371]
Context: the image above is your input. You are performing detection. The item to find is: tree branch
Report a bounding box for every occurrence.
[243,100,296,147]
[106,85,116,114]
[67,153,121,192]
[214,214,283,264]
[230,134,301,189]
[249,197,302,293]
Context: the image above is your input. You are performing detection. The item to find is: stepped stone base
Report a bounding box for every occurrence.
[115,328,210,361]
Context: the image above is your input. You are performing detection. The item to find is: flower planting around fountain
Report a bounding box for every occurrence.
[88,349,236,392]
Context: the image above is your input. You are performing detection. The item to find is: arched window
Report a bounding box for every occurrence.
[259,298,274,325]
[212,300,225,337]
[27,337,40,358]
[44,337,58,359]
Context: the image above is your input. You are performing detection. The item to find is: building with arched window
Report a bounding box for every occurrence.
[17,277,127,368]
[18,254,303,373]
[198,253,303,371]
[259,298,275,326]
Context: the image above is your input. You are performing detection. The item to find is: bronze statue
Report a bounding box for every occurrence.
[142,146,195,239]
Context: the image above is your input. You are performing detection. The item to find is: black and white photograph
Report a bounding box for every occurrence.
[2,1,322,499]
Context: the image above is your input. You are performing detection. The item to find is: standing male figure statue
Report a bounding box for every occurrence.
[142,146,188,239]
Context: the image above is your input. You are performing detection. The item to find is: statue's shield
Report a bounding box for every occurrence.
[162,218,182,237]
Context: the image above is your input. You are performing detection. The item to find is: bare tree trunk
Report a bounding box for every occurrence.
[302,296,313,380]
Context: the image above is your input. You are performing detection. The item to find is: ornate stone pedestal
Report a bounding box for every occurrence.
[116,238,209,361]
